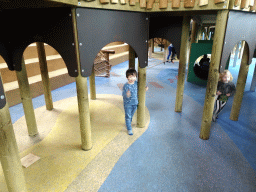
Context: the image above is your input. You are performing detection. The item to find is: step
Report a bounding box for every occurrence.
[102,43,129,55]
[4,68,75,107]
[0,55,65,84]
[0,43,59,63]
[109,51,129,66]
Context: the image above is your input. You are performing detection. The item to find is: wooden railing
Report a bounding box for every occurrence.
[94,49,115,77]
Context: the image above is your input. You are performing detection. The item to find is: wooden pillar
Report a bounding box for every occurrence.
[137,65,146,128]
[230,42,249,121]
[36,42,53,110]
[163,40,169,62]
[0,78,27,192]
[152,38,155,53]
[233,44,240,67]
[199,10,229,140]
[129,45,136,69]
[191,19,198,44]
[175,16,191,112]
[89,67,96,100]
[72,8,92,150]
[250,64,256,91]
[148,39,153,59]
[16,58,38,136]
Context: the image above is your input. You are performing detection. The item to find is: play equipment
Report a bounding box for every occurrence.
[187,40,213,85]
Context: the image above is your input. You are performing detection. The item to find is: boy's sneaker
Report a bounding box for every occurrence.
[128,130,133,135]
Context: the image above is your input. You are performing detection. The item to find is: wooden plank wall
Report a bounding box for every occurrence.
[87,0,256,11]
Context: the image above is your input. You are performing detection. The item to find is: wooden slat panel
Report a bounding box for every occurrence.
[241,0,249,8]
[199,0,208,6]
[234,0,241,6]
[159,0,168,8]
[172,0,181,8]
[120,0,127,4]
[130,0,136,5]
[249,0,254,6]
[111,0,118,3]
[100,0,110,3]
[184,0,195,8]
[140,0,146,7]
[214,0,225,3]
[250,0,256,10]
[147,0,155,9]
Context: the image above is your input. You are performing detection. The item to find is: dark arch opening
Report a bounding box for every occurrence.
[193,54,211,80]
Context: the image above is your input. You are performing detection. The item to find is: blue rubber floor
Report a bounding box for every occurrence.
[10,54,256,191]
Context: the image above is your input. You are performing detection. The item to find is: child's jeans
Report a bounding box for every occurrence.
[124,104,138,130]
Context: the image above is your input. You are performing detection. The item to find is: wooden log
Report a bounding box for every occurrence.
[230,42,249,121]
[214,0,225,3]
[250,0,256,11]
[175,16,190,112]
[199,0,208,6]
[72,8,92,151]
[89,67,96,100]
[241,0,250,8]
[159,0,168,8]
[250,63,256,91]
[140,0,146,7]
[100,0,110,3]
[36,42,53,111]
[249,0,255,6]
[137,65,146,128]
[234,0,241,7]
[120,0,127,4]
[184,0,195,8]
[16,58,38,136]
[129,45,136,69]
[0,103,27,192]
[172,0,181,8]
[111,0,118,3]
[199,10,229,140]
[147,0,155,9]
[130,0,136,5]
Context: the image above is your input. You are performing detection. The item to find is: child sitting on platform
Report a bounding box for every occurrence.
[122,68,148,135]
[212,70,236,122]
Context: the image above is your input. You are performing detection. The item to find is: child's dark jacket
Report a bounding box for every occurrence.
[217,81,236,102]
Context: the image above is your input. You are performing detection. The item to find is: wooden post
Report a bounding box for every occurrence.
[230,42,249,121]
[250,64,256,91]
[137,65,146,128]
[36,42,53,110]
[191,19,198,44]
[199,10,229,140]
[129,45,136,69]
[148,39,153,59]
[16,58,38,136]
[175,16,190,112]
[163,40,168,62]
[0,103,27,192]
[72,8,92,150]
[89,66,96,100]
[152,38,155,53]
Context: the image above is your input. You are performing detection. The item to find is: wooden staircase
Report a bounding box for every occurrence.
[0,42,129,107]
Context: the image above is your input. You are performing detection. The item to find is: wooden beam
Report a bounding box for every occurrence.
[147,0,155,9]
[130,0,136,5]
[199,10,229,140]
[184,0,195,8]
[172,0,181,8]
[234,0,241,7]
[159,0,168,8]
[175,16,190,112]
[241,0,250,8]
[214,0,225,3]
[230,42,249,121]
[140,0,146,7]
[250,0,256,11]
[199,0,208,6]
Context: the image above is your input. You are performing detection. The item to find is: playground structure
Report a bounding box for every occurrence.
[0,0,256,191]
